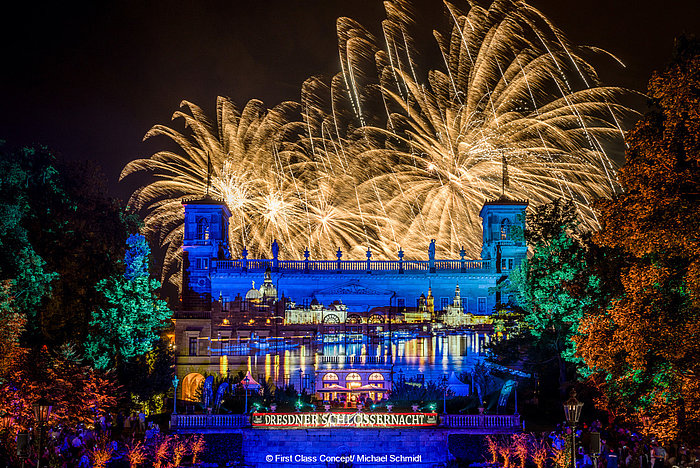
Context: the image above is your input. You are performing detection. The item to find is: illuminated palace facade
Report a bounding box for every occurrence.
[173,196,527,404]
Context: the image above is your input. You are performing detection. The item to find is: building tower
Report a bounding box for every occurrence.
[181,198,231,310]
[479,196,528,273]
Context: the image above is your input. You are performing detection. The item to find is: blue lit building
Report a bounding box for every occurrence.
[173,195,527,402]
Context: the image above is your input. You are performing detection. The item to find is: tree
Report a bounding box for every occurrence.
[0,144,59,373]
[494,199,606,393]
[0,345,119,430]
[86,234,172,370]
[575,37,700,442]
[119,337,175,413]
[0,143,140,348]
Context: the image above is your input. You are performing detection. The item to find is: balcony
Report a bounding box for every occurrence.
[211,259,491,274]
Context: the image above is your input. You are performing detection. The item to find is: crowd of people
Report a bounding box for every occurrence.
[550,420,700,468]
[4,411,168,468]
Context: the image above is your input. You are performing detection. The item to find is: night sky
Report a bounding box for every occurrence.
[1,0,698,201]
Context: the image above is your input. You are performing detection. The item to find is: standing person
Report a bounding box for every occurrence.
[651,442,667,468]
[124,413,132,436]
[138,410,146,433]
[606,448,619,468]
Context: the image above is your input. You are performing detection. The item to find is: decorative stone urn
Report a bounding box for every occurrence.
[411,404,419,412]
[386,405,393,412]
[324,405,331,412]
[270,404,277,413]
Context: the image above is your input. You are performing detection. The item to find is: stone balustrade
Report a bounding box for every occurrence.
[212,258,491,273]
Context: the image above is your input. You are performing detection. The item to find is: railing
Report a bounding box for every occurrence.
[441,414,521,429]
[320,355,388,365]
[213,259,491,273]
[173,311,212,319]
[172,414,249,429]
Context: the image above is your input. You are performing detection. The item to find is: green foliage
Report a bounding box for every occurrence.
[0,145,61,360]
[86,234,172,369]
[119,337,174,414]
[0,143,140,347]
[493,199,606,390]
[387,377,445,409]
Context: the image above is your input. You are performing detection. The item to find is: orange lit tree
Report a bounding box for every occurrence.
[575,37,700,442]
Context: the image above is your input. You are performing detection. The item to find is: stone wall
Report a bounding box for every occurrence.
[194,428,509,467]
[198,428,458,467]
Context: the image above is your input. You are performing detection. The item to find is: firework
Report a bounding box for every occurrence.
[123,0,635,282]
[329,0,635,256]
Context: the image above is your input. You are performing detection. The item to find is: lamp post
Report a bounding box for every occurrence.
[243,376,250,414]
[172,375,179,415]
[563,389,584,468]
[441,375,448,414]
[33,398,53,468]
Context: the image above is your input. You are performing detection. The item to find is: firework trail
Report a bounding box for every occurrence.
[123,0,636,282]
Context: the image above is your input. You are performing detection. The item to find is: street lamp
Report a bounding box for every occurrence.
[243,376,250,414]
[563,389,584,468]
[33,398,53,468]
[172,375,180,415]
[441,375,448,414]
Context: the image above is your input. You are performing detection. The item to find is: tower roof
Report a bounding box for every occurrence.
[479,194,528,218]
[481,194,529,207]
[182,196,232,217]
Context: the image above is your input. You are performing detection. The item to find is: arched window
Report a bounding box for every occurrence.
[369,314,384,324]
[346,314,362,324]
[323,314,340,324]
[323,373,339,381]
[368,372,384,381]
[345,372,361,381]
[500,219,510,240]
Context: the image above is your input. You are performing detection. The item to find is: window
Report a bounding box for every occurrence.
[221,337,229,355]
[188,337,198,356]
[440,297,449,311]
[478,297,487,314]
[195,257,209,270]
[368,372,384,381]
[345,372,362,381]
[501,258,515,271]
[500,219,510,240]
[323,372,339,381]
[195,218,209,240]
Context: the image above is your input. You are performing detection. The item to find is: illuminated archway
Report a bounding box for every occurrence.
[181,372,205,401]
[368,372,384,381]
[368,314,384,324]
[346,314,362,324]
[323,314,340,324]
[323,373,339,381]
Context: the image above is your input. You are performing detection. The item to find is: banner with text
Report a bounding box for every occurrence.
[251,412,439,428]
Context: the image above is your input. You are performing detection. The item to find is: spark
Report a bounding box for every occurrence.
[122,0,636,284]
